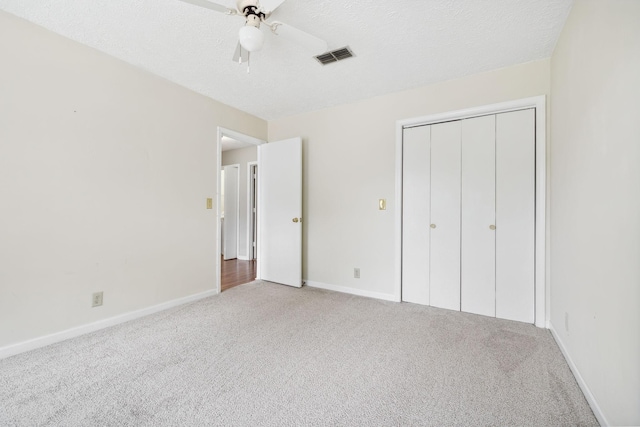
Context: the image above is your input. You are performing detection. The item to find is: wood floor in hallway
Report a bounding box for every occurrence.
[221,257,257,291]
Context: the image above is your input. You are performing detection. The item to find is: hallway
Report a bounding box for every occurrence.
[221,257,256,291]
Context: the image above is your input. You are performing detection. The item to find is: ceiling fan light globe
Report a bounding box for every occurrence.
[239,26,264,52]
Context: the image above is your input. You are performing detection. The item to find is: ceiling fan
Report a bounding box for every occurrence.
[179,0,329,69]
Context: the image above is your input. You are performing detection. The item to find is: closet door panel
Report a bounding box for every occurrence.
[461,115,496,317]
[430,121,461,311]
[402,126,431,305]
[496,109,535,323]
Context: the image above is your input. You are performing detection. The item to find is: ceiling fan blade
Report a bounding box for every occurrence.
[232,41,249,64]
[271,22,328,56]
[178,0,236,14]
[258,0,287,14]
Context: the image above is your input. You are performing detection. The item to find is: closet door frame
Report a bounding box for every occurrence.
[394,96,547,328]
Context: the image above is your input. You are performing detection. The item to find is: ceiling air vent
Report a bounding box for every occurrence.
[315,46,355,65]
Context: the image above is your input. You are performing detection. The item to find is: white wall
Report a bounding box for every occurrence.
[222,146,258,259]
[269,59,550,298]
[0,11,267,348]
[550,1,640,425]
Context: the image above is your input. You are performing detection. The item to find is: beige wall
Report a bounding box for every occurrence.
[0,11,267,348]
[269,59,550,296]
[550,1,640,425]
[222,146,258,259]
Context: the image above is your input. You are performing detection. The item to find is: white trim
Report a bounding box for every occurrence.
[394,122,404,303]
[220,128,265,146]
[237,255,250,261]
[216,127,266,292]
[305,280,396,302]
[256,148,262,280]
[397,97,544,129]
[394,96,547,327]
[246,161,258,261]
[216,127,223,294]
[0,289,217,360]
[549,323,609,426]
[533,98,547,328]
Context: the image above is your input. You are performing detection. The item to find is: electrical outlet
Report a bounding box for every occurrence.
[565,312,569,332]
[92,291,103,307]
[354,268,360,279]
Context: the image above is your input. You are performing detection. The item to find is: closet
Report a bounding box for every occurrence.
[401,109,535,324]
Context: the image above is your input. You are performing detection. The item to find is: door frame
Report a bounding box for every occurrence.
[216,127,265,294]
[394,96,547,328]
[247,162,258,261]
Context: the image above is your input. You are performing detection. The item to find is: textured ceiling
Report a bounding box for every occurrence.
[0,0,573,120]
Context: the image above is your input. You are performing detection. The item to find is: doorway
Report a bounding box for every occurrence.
[217,128,265,293]
[220,162,257,292]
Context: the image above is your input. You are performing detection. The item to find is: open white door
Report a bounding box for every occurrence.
[223,165,239,261]
[258,138,302,287]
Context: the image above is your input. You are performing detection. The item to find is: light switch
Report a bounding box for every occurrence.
[379,199,386,210]
[206,198,213,209]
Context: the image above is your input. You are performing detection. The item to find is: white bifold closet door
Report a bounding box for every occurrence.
[461,115,496,317]
[496,109,535,323]
[401,125,431,305]
[429,121,461,311]
[401,108,535,324]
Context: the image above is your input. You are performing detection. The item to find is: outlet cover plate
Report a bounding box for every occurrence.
[92,291,103,307]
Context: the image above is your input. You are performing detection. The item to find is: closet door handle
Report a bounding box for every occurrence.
[430,224,436,229]
[489,225,496,230]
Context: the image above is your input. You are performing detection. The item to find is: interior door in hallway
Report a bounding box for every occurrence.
[249,163,258,261]
[223,165,239,261]
[258,137,302,287]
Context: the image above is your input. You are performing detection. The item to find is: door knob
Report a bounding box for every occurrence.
[489,225,496,230]
[430,224,436,229]
[292,218,299,223]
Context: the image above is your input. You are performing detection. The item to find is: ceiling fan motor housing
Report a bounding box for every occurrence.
[245,14,261,28]
[237,0,267,20]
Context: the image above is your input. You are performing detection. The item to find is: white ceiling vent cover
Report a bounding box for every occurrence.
[315,46,355,65]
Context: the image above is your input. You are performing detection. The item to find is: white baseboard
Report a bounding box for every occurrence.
[304,280,396,302]
[237,255,250,261]
[0,289,218,360]
[549,322,608,426]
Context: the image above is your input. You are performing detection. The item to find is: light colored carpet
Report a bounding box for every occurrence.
[0,281,597,426]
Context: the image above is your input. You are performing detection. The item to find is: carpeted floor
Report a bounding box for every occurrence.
[0,281,597,426]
